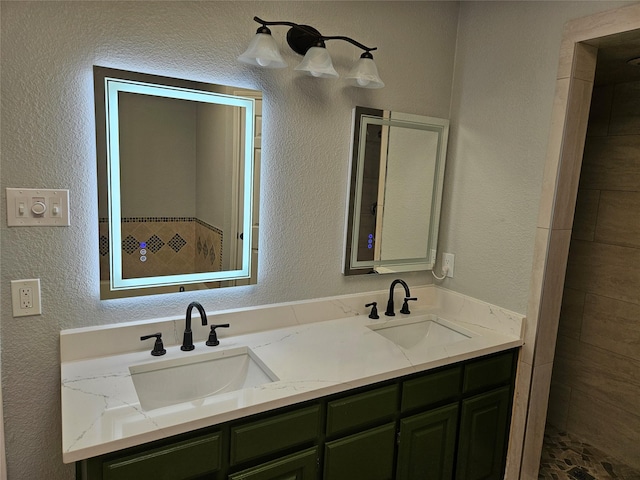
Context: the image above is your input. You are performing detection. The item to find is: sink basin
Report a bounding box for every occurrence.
[368,316,475,350]
[129,346,278,411]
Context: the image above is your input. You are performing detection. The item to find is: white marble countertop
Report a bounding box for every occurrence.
[61,288,524,463]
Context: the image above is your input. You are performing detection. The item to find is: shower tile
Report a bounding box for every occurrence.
[595,191,640,249]
[506,360,531,479]
[586,85,614,137]
[557,288,584,340]
[534,229,571,366]
[610,81,640,135]
[580,135,640,191]
[571,43,597,83]
[524,227,550,365]
[546,381,571,431]
[522,363,554,480]
[567,394,640,472]
[581,294,640,362]
[571,189,599,242]
[553,335,640,415]
[552,78,594,231]
[564,240,640,305]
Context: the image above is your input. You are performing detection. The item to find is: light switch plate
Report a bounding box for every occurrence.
[6,187,70,226]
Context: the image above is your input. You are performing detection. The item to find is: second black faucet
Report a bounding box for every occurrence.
[385,279,417,316]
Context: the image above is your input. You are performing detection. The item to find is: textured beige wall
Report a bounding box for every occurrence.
[548,80,640,469]
[1,1,634,478]
[0,2,458,478]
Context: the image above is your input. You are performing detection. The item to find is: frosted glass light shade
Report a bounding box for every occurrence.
[345,57,385,89]
[294,47,339,78]
[238,33,288,69]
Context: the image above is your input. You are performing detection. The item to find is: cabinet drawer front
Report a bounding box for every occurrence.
[102,432,221,480]
[324,423,396,480]
[462,351,514,394]
[229,447,318,480]
[401,366,462,412]
[326,384,398,436]
[230,405,320,465]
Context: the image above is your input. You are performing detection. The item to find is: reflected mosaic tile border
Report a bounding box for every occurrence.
[539,425,640,480]
[98,217,224,278]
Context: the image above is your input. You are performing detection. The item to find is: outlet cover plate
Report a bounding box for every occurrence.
[11,279,42,317]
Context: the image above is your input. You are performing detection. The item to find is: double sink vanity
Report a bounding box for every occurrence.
[62,284,524,479]
[82,66,527,479]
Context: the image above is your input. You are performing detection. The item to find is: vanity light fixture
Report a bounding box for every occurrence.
[238,16,385,89]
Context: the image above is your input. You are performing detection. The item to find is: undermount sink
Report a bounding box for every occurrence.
[368,315,476,351]
[129,346,278,411]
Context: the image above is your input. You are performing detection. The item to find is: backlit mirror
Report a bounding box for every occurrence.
[343,106,449,275]
[94,67,261,298]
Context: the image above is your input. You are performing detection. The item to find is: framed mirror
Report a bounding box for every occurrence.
[94,67,261,298]
[343,106,449,275]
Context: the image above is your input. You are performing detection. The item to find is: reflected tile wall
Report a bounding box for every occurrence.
[98,218,223,279]
[548,79,640,470]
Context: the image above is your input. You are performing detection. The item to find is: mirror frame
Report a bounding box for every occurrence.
[94,66,259,297]
[343,106,449,275]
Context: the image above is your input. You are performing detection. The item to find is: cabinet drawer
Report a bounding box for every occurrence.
[463,351,514,394]
[229,447,318,480]
[324,423,396,480]
[326,384,397,436]
[401,366,462,412]
[102,431,221,480]
[230,405,320,465]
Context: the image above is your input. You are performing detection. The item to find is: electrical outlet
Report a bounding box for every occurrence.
[443,253,455,278]
[11,279,42,317]
[20,287,33,309]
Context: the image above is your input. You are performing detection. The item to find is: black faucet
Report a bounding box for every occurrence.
[181,302,208,351]
[385,279,417,316]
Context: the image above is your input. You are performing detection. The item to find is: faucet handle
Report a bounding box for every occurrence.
[400,297,417,315]
[140,333,166,356]
[206,324,230,347]
[365,302,379,319]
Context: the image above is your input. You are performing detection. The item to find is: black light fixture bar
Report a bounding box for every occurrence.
[253,16,377,55]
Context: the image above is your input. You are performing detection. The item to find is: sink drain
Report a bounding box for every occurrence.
[568,467,595,480]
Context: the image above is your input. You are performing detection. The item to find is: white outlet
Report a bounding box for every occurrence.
[20,287,33,309]
[11,279,42,317]
[443,253,455,278]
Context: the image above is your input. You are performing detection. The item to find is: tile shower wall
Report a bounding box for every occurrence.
[546,80,640,470]
[99,218,223,279]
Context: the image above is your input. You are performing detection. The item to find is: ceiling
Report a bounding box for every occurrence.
[592,28,640,86]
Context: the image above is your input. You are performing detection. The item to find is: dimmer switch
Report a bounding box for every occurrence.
[6,188,70,226]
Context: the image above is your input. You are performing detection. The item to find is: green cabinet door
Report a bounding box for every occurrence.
[456,386,511,480]
[229,447,318,480]
[396,403,458,480]
[323,423,396,480]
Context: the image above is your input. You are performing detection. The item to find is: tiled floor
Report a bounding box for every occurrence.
[539,425,640,480]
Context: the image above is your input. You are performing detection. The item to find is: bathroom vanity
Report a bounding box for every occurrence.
[77,349,516,480]
[62,286,524,479]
